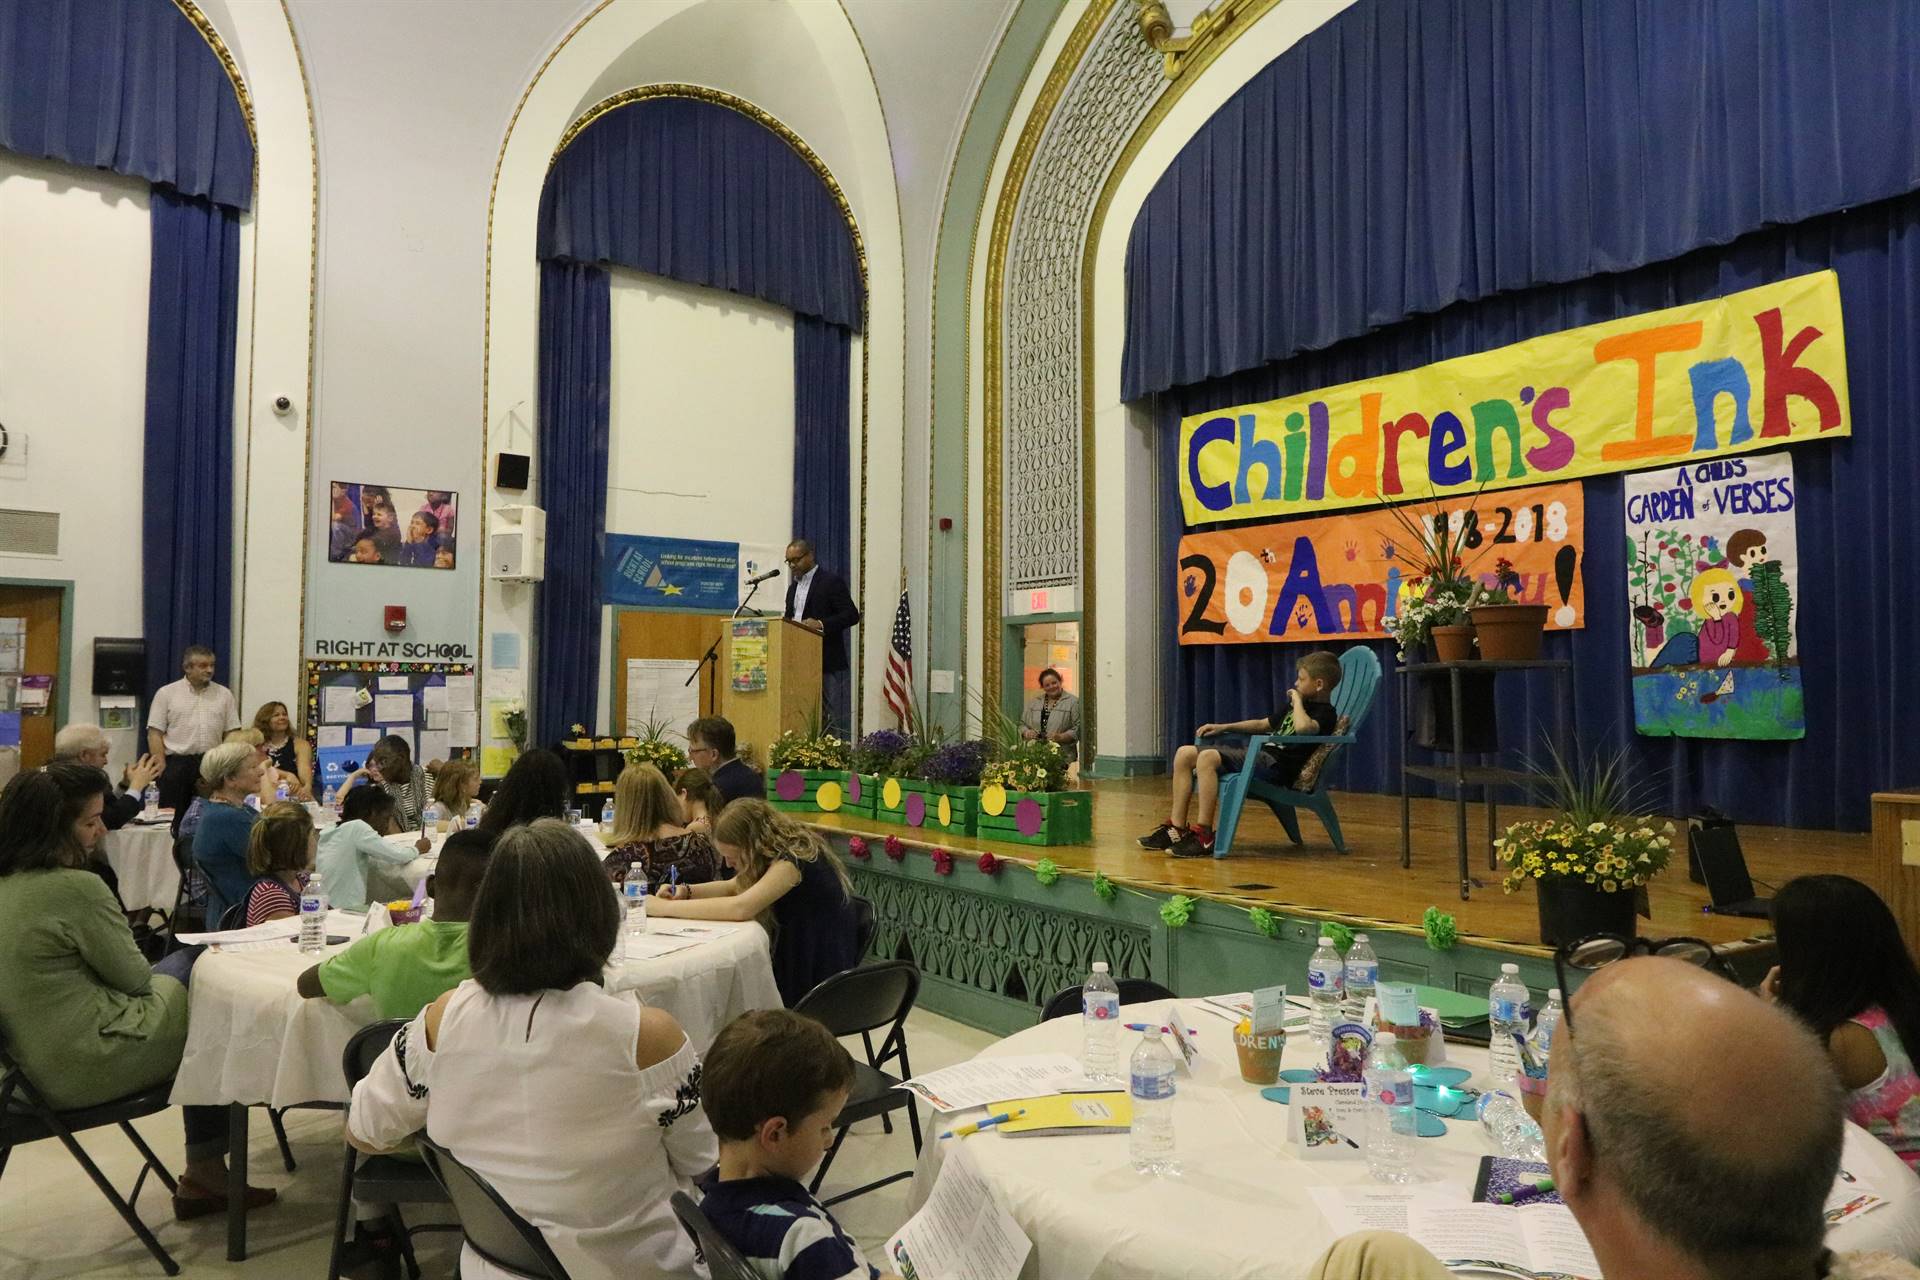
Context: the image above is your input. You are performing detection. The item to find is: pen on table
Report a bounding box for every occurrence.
[940,1108,1026,1139]
[1496,1176,1556,1205]
[1124,1022,1197,1035]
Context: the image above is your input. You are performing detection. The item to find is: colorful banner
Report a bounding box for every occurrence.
[1177,482,1586,645]
[603,534,740,611]
[730,619,769,692]
[1179,271,1849,525]
[1625,452,1803,740]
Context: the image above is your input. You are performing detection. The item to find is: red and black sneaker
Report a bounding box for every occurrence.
[1138,822,1183,850]
[1170,827,1216,858]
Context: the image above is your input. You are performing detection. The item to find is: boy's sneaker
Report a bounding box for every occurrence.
[1169,828,1215,858]
[1138,822,1182,850]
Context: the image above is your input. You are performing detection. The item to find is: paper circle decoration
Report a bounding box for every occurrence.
[847,773,863,802]
[815,780,843,812]
[980,783,1008,816]
[1555,604,1577,627]
[905,793,926,826]
[1015,798,1044,836]
[882,778,903,810]
[937,794,952,827]
[775,770,805,801]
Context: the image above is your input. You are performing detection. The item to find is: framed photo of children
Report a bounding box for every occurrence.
[1624,450,1802,740]
[327,482,458,571]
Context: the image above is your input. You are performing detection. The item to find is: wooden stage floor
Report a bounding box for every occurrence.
[808,775,1870,955]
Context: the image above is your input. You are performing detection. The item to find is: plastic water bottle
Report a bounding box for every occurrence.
[1487,964,1530,1087]
[422,800,442,835]
[298,890,328,953]
[1364,1032,1416,1183]
[142,784,160,817]
[1128,1028,1179,1175]
[321,784,335,812]
[611,883,629,964]
[601,798,616,835]
[622,879,648,938]
[244,793,262,813]
[275,778,290,803]
[1344,933,1379,1023]
[1476,1091,1546,1161]
[465,800,483,829]
[1080,961,1121,1084]
[1533,988,1564,1068]
[1307,936,1346,1045]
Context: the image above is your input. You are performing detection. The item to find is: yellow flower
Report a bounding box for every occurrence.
[1603,879,1618,892]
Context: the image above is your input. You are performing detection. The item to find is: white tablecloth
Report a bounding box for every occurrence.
[103,822,178,914]
[908,999,1920,1280]
[383,824,610,892]
[171,910,782,1108]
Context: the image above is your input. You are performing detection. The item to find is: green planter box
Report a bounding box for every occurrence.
[872,776,933,825]
[975,788,1093,845]
[766,768,865,816]
[919,783,978,836]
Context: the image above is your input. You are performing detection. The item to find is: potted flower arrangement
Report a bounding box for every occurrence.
[622,715,690,776]
[1497,743,1673,945]
[764,716,850,814]
[1389,579,1477,663]
[847,728,911,817]
[917,738,997,836]
[873,734,939,827]
[977,738,1089,845]
[1470,556,1549,660]
[1384,495,1491,663]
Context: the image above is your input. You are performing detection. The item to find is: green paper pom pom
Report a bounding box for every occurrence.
[1092,872,1117,903]
[1034,858,1061,887]
[1160,895,1196,928]
[1323,920,1355,953]
[1248,906,1280,939]
[1423,906,1458,951]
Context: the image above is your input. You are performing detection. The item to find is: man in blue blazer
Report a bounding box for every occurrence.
[783,538,861,735]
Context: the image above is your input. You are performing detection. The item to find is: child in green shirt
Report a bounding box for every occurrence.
[297,828,494,1020]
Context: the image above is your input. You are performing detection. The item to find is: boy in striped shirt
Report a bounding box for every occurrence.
[699,1009,901,1280]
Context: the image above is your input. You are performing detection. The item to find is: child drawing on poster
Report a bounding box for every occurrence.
[1624,455,1801,740]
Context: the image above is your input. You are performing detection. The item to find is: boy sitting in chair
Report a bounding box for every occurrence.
[1140,650,1341,858]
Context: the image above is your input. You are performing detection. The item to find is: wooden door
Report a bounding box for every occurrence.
[0,584,64,768]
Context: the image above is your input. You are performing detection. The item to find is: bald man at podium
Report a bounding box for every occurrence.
[783,538,860,735]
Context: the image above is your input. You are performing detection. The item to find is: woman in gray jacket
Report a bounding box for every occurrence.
[1020,668,1080,749]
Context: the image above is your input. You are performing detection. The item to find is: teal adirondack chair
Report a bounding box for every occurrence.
[1204,647,1382,857]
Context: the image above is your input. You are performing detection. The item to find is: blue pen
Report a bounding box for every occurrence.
[1124,1022,1197,1035]
[670,865,680,891]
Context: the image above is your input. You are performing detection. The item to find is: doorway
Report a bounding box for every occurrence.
[0,581,70,769]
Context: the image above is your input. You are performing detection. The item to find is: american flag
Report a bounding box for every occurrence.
[883,588,913,728]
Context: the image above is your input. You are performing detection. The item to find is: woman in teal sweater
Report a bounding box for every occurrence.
[0,765,275,1219]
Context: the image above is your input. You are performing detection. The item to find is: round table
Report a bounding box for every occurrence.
[381,823,610,891]
[908,998,1920,1280]
[102,821,179,915]
[171,908,780,1109]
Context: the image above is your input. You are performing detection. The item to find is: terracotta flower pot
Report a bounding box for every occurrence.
[1535,876,1638,947]
[1471,603,1549,660]
[1430,624,1476,662]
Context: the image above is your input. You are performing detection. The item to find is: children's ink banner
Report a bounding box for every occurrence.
[1179,271,1848,525]
[1624,452,1802,740]
[1177,482,1585,645]
[603,534,740,611]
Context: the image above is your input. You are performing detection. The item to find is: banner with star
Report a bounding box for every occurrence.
[603,533,744,611]
[1175,481,1586,644]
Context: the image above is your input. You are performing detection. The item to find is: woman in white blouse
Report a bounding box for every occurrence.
[346,819,717,1279]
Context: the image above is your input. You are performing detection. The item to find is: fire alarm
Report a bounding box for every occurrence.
[384,606,407,633]
[938,516,953,532]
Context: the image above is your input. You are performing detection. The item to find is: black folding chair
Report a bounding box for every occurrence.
[669,1190,759,1280]
[851,894,877,959]
[0,1029,181,1275]
[329,1020,455,1280]
[218,900,248,931]
[1039,977,1176,1022]
[792,959,922,1206]
[161,834,208,954]
[416,1134,571,1280]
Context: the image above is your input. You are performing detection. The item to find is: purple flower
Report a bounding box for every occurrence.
[921,739,994,786]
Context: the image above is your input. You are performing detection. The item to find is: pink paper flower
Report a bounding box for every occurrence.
[977,852,1000,876]
[931,848,953,876]
[884,834,906,862]
[847,836,870,860]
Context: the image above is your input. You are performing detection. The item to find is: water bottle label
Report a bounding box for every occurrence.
[1084,993,1119,1021]
[1130,1071,1175,1101]
[300,894,324,913]
[1308,966,1343,991]
[1491,997,1523,1021]
[1347,964,1378,985]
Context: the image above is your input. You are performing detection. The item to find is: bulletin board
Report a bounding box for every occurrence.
[303,660,477,791]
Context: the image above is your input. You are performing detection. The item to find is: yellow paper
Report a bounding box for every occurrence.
[481,746,518,776]
[994,1092,1132,1136]
[1180,271,1849,523]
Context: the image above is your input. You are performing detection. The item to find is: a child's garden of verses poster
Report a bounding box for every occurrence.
[1624,451,1802,739]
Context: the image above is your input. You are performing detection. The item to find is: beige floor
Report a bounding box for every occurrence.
[0,1009,998,1279]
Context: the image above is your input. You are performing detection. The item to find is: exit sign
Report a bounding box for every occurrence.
[1028,589,1051,613]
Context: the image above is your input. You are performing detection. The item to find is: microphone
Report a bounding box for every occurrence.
[745,567,782,586]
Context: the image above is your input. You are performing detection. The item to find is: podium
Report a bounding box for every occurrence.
[612,611,820,754]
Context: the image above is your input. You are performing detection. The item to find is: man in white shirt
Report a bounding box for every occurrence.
[782,538,860,736]
[147,644,240,826]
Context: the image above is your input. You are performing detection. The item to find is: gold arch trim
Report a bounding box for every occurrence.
[173,0,257,148]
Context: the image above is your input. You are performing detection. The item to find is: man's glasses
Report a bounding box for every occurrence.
[1552,932,1725,1035]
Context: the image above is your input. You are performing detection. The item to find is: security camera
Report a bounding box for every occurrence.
[272,396,292,416]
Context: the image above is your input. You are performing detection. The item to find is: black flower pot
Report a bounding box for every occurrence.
[1536,876,1638,948]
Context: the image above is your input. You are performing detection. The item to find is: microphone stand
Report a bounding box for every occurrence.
[686,576,774,717]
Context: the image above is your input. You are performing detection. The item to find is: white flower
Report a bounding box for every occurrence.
[1587,822,1608,834]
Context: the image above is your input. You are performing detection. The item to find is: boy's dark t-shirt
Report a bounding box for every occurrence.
[1260,697,1339,785]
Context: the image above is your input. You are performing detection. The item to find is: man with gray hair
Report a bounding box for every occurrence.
[147,643,240,829]
[52,722,162,830]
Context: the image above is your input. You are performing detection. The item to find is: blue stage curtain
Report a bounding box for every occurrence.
[1161,189,1920,833]
[534,261,611,748]
[1122,0,1920,400]
[792,313,852,583]
[0,0,254,211]
[538,96,861,329]
[142,189,239,703]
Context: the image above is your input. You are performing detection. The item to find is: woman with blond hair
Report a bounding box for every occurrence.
[240,801,317,924]
[251,701,314,799]
[601,763,720,891]
[651,798,859,1003]
[431,758,484,829]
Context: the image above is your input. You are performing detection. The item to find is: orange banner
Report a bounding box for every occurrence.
[1177,483,1587,645]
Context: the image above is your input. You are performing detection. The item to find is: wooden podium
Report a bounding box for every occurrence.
[1870,790,1920,955]
[612,612,820,754]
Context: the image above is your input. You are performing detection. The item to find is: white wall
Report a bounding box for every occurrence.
[0,155,150,744]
